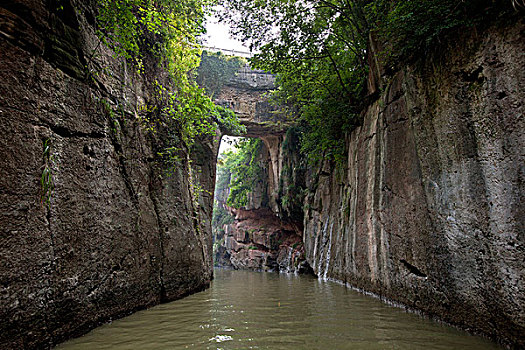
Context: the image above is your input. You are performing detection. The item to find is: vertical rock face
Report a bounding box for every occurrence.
[303,20,524,346]
[213,135,310,273]
[0,0,214,348]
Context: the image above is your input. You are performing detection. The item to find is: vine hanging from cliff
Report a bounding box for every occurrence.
[96,0,244,150]
[97,0,205,78]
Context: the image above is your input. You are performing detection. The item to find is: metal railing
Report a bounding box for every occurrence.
[201,45,255,58]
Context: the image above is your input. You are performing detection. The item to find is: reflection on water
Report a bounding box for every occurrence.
[58,269,500,349]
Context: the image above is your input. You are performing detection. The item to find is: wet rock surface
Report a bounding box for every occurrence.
[303,20,524,347]
[0,0,214,348]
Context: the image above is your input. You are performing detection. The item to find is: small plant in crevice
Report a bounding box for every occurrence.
[190,174,204,208]
[157,145,183,177]
[41,138,56,209]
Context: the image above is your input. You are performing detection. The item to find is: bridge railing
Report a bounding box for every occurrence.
[201,46,255,58]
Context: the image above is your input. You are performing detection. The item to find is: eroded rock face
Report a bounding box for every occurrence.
[215,64,289,137]
[0,0,214,348]
[224,208,305,272]
[213,135,309,273]
[303,20,524,346]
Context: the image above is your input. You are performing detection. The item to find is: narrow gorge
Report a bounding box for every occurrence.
[1,0,524,348]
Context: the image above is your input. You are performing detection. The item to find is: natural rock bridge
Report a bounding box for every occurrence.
[211,65,305,272]
[214,64,288,137]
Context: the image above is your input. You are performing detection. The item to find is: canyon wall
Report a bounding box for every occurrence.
[304,19,524,346]
[0,0,215,348]
[213,133,310,273]
[213,66,310,273]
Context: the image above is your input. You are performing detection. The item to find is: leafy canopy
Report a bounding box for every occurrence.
[197,50,246,98]
[219,0,513,163]
[96,0,244,149]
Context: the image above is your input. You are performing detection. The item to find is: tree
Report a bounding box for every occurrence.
[218,0,514,163]
[96,0,244,148]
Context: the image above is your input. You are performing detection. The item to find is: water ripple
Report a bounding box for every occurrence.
[57,269,502,350]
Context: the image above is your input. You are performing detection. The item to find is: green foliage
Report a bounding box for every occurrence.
[214,105,247,136]
[277,126,308,221]
[197,51,246,97]
[151,80,223,147]
[96,0,244,152]
[219,0,512,163]
[157,145,182,175]
[226,139,263,208]
[219,0,370,164]
[212,205,234,228]
[372,0,507,63]
[215,138,264,209]
[97,0,205,78]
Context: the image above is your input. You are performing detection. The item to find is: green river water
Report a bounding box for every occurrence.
[57,269,500,349]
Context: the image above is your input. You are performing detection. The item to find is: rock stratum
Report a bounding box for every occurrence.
[0,0,215,348]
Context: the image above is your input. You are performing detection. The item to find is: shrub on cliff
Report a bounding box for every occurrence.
[218,0,516,164]
[95,0,243,149]
[197,51,246,97]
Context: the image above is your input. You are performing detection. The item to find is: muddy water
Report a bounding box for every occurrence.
[58,269,500,349]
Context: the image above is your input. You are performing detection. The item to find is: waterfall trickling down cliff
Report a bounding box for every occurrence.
[301,20,524,347]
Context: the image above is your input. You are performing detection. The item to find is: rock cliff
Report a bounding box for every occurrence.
[213,134,310,273]
[0,0,215,348]
[303,19,524,346]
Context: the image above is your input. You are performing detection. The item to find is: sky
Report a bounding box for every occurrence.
[202,14,251,54]
[218,136,242,155]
